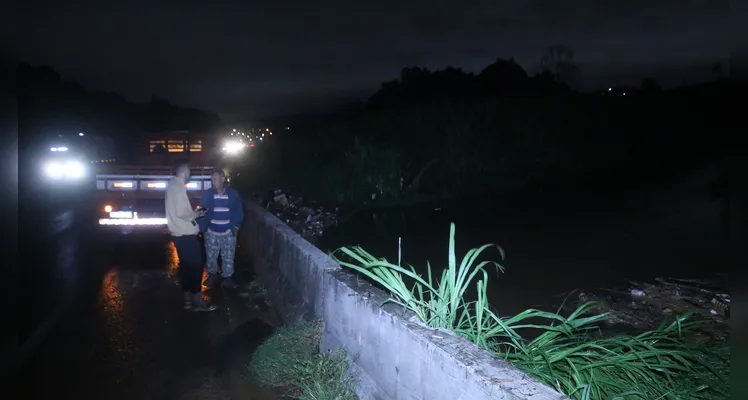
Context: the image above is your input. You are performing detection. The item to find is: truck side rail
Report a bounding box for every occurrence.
[94,165,213,195]
[95,165,214,177]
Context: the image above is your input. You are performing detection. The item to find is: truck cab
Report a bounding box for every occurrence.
[95,131,218,226]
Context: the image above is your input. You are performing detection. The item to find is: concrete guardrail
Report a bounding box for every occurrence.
[241,200,568,400]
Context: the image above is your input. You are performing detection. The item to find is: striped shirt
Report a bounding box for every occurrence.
[208,192,232,235]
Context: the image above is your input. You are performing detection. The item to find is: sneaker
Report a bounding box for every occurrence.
[183,291,192,310]
[203,273,220,288]
[191,293,217,312]
[221,277,238,289]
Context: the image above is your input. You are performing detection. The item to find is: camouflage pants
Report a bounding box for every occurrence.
[205,231,237,277]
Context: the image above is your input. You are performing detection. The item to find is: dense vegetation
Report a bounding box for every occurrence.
[331,223,730,400]
[243,57,737,208]
[248,320,358,400]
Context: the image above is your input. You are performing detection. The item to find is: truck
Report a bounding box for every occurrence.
[95,131,219,226]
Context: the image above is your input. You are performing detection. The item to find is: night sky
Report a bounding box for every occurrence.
[9,0,730,122]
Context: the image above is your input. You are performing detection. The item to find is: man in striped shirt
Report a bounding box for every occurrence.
[198,169,244,288]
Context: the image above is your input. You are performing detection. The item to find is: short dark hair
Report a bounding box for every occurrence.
[174,160,190,175]
[211,169,225,177]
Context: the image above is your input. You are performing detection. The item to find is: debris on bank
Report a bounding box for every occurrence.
[574,277,730,340]
[254,190,340,244]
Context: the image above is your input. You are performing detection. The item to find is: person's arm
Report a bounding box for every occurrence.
[198,190,211,228]
[199,190,212,210]
[233,191,244,230]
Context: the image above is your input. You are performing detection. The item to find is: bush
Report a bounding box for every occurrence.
[248,320,358,400]
[330,222,729,400]
[293,350,358,400]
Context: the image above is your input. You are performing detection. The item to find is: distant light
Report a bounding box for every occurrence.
[266,128,269,131]
[262,133,265,137]
[58,147,68,152]
[623,92,626,96]
[233,129,236,132]
[260,137,263,140]
[608,88,612,91]
[50,147,58,152]
[79,132,84,136]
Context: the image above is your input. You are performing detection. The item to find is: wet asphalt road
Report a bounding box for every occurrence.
[20,214,282,400]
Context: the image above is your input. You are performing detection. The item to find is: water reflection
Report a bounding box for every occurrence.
[166,241,179,279]
[101,269,124,313]
[321,189,737,316]
[99,268,137,359]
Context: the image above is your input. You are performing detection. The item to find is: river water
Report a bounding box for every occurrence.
[319,167,741,317]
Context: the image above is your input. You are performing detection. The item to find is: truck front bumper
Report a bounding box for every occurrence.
[97,197,168,226]
[98,216,167,226]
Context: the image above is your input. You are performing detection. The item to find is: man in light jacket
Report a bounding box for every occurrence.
[198,169,244,288]
[165,162,216,311]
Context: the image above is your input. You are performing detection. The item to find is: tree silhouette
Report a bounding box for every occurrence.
[541,44,581,89]
[478,58,528,95]
[18,62,221,142]
[640,77,662,93]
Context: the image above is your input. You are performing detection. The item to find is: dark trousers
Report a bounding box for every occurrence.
[172,234,203,294]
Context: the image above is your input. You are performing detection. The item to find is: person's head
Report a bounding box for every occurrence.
[175,161,190,181]
[211,169,226,191]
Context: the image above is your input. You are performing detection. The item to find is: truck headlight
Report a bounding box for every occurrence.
[45,162,64,178]
[45,161,85,179]
[64,161,85,178]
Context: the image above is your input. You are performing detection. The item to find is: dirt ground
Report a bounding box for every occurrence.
[569,275,730,340]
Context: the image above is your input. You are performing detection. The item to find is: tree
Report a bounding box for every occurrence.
[640,78,662,93]
[478,58,528,95]
[540,44,581,89]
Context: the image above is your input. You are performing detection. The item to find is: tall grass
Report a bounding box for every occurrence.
[248,320,358,400]
[329,223,729,400]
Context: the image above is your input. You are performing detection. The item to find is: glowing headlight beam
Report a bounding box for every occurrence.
[64,161,84,178]
[45,162,63,178]
[222,141,245,154]
[45,160,85,179]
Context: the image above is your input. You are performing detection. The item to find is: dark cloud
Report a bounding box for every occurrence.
[7,0,731,121]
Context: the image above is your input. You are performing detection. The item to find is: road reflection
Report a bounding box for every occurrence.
[166,240,179,279]
[101,269,124,314]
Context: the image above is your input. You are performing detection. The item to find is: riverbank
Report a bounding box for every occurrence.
[243,168,734,398]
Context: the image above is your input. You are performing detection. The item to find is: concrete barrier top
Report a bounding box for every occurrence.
[241,200,568,400]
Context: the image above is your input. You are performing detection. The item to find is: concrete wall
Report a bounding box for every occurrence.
[242,201,567,400]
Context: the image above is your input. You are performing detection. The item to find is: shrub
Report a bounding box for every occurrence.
[330,222,729,400]
[247,320,358,400]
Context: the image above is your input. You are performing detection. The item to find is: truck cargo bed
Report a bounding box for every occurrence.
[94,165,214,225]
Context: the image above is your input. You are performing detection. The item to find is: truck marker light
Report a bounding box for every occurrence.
[98,217,167,226]
[104,205,112,213]
[113,182,133,188]
[147,182,167,188]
